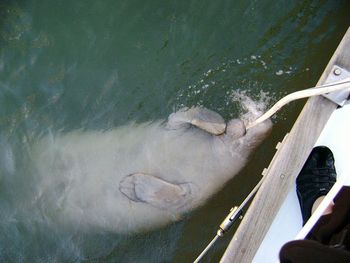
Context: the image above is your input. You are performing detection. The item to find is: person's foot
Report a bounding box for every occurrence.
[296,146,337,225]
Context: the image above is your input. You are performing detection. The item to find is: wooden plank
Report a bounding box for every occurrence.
[221,27,350,263]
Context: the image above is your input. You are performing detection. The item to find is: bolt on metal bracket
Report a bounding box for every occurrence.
[322,65,350,106]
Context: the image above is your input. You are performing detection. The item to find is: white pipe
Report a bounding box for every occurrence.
[246,78,350,130]
[193,177,265,262]
[193,235,219,263]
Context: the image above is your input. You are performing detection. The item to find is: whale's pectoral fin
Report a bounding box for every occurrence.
[119,173,195,210]
[167,107,226,135]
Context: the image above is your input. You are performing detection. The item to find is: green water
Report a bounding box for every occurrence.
[0,0,349,262]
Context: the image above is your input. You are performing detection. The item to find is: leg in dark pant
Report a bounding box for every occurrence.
[280,239,350,263]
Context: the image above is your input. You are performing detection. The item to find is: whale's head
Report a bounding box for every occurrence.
[225,119,246,139]
[218,118,272,158]
[241,119,273,149]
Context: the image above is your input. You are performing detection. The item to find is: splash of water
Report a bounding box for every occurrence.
[229,89,273,125]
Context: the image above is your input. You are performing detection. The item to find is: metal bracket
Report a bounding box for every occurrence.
[322,65,350,106]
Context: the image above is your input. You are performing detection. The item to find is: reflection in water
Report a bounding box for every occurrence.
[0,0,349,262]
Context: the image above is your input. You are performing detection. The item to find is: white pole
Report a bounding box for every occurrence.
[246,79,350,130]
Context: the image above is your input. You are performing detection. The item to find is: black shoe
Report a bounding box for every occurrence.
[296,146,336,225]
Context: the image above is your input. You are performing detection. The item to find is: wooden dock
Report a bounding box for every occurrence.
[221,27,350,263]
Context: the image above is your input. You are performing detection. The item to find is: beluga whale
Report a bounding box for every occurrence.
[31,107,272,234]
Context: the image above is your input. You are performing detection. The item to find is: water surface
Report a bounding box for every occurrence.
[1,0,349,262]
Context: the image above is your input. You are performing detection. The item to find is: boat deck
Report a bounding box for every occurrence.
[221,27,350,263]
[254,100,350,262]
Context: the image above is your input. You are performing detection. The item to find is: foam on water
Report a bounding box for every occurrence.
[173,53,297,121]
[230,89,273,125]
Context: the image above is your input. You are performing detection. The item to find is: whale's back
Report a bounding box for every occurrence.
[31,121,240,233]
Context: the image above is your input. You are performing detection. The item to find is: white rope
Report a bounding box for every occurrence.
[193,235,219,263]
[193,177,265,262]
[246,78,350,130]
